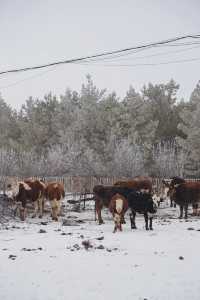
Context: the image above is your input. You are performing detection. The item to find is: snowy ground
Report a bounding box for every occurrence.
[1,203,200,300]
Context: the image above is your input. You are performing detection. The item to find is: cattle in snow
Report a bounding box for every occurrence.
[109,193,128,233]
[163,177,200,219]
[128,190,157,230]
[15,179,46,221]
[93,185,133,225]
[45,182,65,221]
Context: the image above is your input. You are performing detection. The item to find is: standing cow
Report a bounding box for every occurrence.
[93,185,133,225]
[128,190,157,230]
[109,193,128,233]
[163,177,200,219]
[162,177,185,208]
[45,182,65,221]
[15,179,46,221]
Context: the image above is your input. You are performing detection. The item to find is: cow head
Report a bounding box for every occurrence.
[149,197,157,214]
[143,194,157,214]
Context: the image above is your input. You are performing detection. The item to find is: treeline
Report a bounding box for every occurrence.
[0,75,200,178]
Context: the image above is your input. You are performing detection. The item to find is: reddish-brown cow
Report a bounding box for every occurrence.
[114,176,152,194]
[45,182,65,221]
[163,177,200,219]
[15,179,46,221]
[109,193,128,233]
[93,185,132,225]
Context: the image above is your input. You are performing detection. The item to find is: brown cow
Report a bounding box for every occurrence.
[114,176,152,194]
[93,185,133,225]
[15,179,46,221]
[109,193,128,233]
[45,182,65,221]
[163,177,200,219]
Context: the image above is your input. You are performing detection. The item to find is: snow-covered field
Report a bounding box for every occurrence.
[1,204,200,300]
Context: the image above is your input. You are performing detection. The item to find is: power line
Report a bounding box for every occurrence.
[0,34,200,76]
[73,42,200,64]
[77,43,200,64]
[78,56,200,67]
[0,66,60,90]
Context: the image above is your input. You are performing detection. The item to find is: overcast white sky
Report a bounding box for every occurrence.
[0,0,200,109]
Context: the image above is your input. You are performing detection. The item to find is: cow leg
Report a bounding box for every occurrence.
[51,199,59,221]
[121,214,126,224]
[130,211,137,229]
[149,217,153,230]
[32,201,38,218]
[20,207,26,221]
[113,224,117,233]
[57,200,61,216]
[192,204,198,216]
[144,212,149,230]
[38,197,44,218]
[170,199,173,207]
[113,214,121,232]
[184,204,188,219]
[179,205,183,219]
[96,203,104,225]
[173,201,176,208]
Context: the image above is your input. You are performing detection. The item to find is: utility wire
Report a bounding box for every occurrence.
[73,42,200,64]
[78,56,200,67]
[76,43,200,64]
[0,34,200,76]
[0,66,60,90]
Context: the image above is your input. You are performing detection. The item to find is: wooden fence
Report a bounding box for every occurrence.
[2,176,200,194]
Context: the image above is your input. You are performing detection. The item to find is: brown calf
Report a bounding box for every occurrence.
[93,185,131,224]
[109,193,128,233]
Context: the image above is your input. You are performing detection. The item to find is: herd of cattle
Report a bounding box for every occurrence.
[6,180,65,222]
[3,175,200,233]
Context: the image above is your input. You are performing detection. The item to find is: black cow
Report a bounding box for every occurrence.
[128,191,157,230]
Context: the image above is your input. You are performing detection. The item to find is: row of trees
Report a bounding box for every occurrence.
[0,75,200,178]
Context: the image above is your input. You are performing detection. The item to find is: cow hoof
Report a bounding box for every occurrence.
[39,215,42,219]
[99,221,104,225]
[150,228,153,230]
[146,228,149,231]
[32,215,36,218]
[131,227,137,230]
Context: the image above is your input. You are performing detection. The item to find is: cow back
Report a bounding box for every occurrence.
[114,176,152,193]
